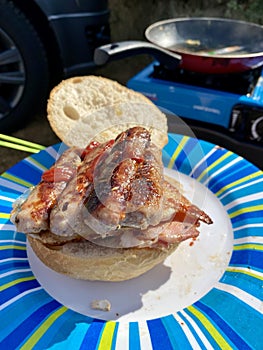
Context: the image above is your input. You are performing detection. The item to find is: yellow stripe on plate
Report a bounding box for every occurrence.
[226,267,263,280]
[97,321,117,350]
[20,306,68,350]
[233,243,263,251]
[0,276,35,292]
[27,156,48,172]
[187,305,232,350]
[168,136,189,169]
[0,213,10,219]
[197,151,232,183]
[0,244,26,251]
[1,172,34,188]
[215,171,262,197]
[229,204,263,219]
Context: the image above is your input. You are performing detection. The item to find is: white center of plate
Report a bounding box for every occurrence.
[28,168,233,321]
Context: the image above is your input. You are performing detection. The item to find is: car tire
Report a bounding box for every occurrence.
[0,0,49,132]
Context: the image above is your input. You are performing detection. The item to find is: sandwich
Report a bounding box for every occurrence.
[11,76,213,281]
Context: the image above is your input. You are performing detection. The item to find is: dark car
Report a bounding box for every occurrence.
[0,0,110,131]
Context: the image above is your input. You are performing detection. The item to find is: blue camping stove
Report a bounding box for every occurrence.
[128,62,263,169]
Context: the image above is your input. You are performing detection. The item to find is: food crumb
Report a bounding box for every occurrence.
[90,299,111,311]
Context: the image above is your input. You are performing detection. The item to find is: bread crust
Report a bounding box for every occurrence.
[28,235,178,281]
[47,76,168,149]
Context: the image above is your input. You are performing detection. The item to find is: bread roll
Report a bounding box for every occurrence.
[47,75,168,149]
[28,235,178,281]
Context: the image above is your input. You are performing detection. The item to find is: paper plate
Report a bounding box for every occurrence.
[0,134,262,349]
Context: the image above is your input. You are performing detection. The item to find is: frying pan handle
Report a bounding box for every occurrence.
[94,41,181,70]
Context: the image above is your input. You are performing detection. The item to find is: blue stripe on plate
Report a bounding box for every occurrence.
[52,142,68,156]
[208,151,239,171]
[0,232,26,243]
[233,226,263,239]
[110,322,119,350]
[147,318,174,350]
[41,310,93,350]
[209,166,259,195]
[219,168,260,191]
[28,150,55,168]
[0,204,12,214]
[208,162,251,193]
[219,182,263,207]
[162,134,180,165]
[0,178,27,194]
[191,159,209,181]
[182,140,213,176]
[163,134,210,176]
[79,319,105,350]
[1,260,30,274]
[0,231,26,242]
[218,176,262,201]
[0,247,27,260]
[0,241,26,249]
[195,301,251,350]
[231,216,263,230]
[161,314,193,349]
[129,322,141,350]
[1,279,40,305]
[199,288,263,350]
[183,307,225,349]
[177,311,207,350]
[0,189,19,200]
[192,148,228,181]
[1,270,33,285]
[0,219,10,225]
[4,161,43,186]
[0,144,63,194]
[230,249,262,271]
[34,309,77,349]
[172,138,200,173]
[28,144,62,170]
[230,211,263,225]
[0,300,61,349]
[0,289,52,341]
[221,270,262,300]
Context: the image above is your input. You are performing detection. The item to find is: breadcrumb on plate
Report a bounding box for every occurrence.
[90,299,111,311]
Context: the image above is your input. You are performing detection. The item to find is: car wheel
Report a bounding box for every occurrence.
[0,0,49,132]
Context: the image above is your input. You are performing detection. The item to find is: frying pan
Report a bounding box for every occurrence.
[94,17,263,74]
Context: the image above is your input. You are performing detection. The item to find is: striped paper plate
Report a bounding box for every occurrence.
[0,134,262,349]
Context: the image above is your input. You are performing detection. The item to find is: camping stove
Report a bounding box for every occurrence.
[127,62,263,169]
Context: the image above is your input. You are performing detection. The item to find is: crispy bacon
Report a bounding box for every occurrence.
[85,127,164,231]
[84,177,212,248]
[10,147,82,233]
[11,126,213,249]
[49,140,115,236]
[80,140,101,159]
[162,179,213,226]
[41,167,75,182]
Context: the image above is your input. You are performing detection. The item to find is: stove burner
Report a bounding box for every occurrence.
[151,64,262,95]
